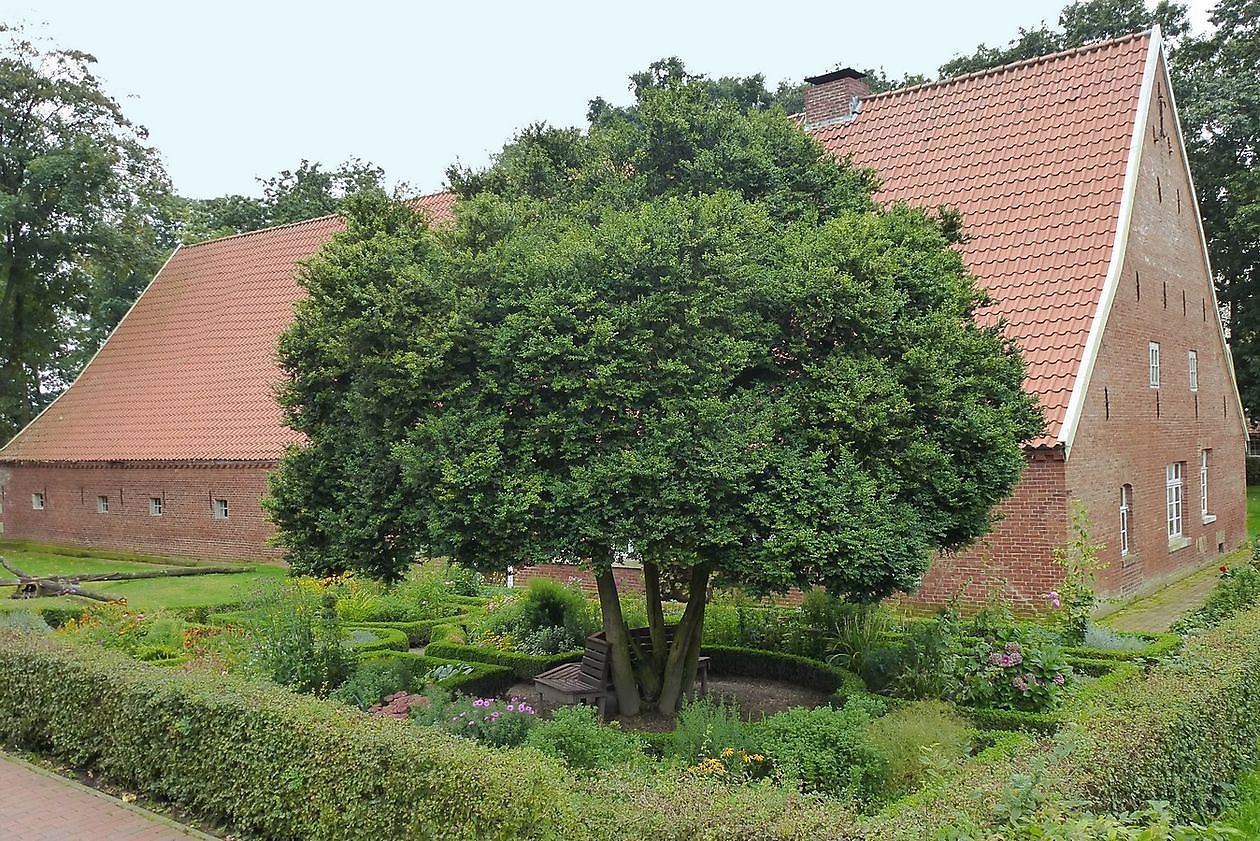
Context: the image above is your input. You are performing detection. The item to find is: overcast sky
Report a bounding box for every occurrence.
[2,0,1218,199]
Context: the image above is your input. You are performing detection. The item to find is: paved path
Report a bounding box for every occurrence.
[1102,548,1248,633]
[0,753,217,841]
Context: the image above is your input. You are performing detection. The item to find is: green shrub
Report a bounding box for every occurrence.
[244,586,352,696]
[669,696,755,762]
[519,625,577,656]
[482,578,595,648]
[0,630,568,840]
[887,608,963,700]
[330,658,414,709]
[751,697,889,803]
[525,705,644,769]
[412,690,539,748]
[342,625,409,653]
[865,700,974,798]
[1220,744,1260,838]
[957,627,1073,713]
[425,632,581,680]
[361,651,516,697]
[0,611,50,632]
[1064,601,1260,819]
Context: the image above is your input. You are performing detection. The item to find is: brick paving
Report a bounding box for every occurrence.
[0,753,216,840]
[1102,548,1248,633]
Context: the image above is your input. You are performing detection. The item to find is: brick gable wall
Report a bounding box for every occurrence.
[0,462,281,562]
[1063,53,1248,596]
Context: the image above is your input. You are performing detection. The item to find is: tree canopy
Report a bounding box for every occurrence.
[0,25,175,441]
[269,69,1043,714]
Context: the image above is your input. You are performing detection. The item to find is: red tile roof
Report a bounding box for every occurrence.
[1,36,1150,461]
[813,32,1151,446]
[0,193,455,462]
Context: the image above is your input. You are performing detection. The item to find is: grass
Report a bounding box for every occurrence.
[0,543,287,613]
[1248,484,1260,540]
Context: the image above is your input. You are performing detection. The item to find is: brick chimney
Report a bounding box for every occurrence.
[803,68,871,129]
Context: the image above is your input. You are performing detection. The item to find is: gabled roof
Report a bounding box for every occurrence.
[813,32,1152,447]
[1,36,1155,462]
[0,193,454,462]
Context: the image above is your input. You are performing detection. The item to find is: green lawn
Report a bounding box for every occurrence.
[0,543,286,613]
[1249,484,1260,540]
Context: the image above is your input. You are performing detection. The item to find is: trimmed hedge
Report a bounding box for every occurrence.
[701,644,864,696]
[425,623,583,680]
[349,616,460,646]
[1063,604,1260,818]
[1066,631,1181,661]
[362,650,517,697]
[0,631,566,841]
[343,625,409,653]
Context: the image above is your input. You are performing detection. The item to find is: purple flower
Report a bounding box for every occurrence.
[466,720,476,727]
[1052,597,1062,609]
[1053,674,1066,686]
[988,652,1002,665]
[506,704,514,712]
[1009,652,1024,666]
[998,654,1012,667]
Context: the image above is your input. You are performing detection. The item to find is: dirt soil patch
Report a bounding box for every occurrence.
[506,675,829,732]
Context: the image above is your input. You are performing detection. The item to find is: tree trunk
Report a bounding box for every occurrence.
[594,567,641,717]
[643,560,668,670]
[655,563,711,713]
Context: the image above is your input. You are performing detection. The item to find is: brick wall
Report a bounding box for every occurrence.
[0,461,282,562]
[1064,53,1248,598]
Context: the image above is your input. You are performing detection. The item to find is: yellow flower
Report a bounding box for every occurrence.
[720,747,735,758]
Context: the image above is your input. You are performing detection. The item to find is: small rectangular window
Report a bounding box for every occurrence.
[1188,350,1198,392]
[1149,342,1161,388]
[150,497,164,517]
[1119,484,1132,556]
[1166,462,1184,538]
[96,495,109,514]
[213,498,229,520]
[31,492,45,510]
[1201,449,1211,519]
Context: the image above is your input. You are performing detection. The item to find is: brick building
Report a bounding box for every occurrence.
[0,29,1246,603]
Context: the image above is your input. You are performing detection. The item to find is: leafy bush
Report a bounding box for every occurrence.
[887,609,962,700]
[0,630,567,840]
[245,585,352,696]
[1172,557,1260,632]
[0,610,49,632]
[520,625,578,656]
[751,697,889,803]
[482,578,595,646]
[669,696,755,762]
[526,705,644,769]
[865,700,974,797]
[958,627,1072,713]
[430,560,484,597]
[412,690,538,748]
[331,658,415,709]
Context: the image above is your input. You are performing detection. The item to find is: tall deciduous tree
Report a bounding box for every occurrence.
[0,25,173,442]
[268,73,1043,715]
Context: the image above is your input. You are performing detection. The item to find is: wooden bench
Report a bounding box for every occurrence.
[533,626,710,716]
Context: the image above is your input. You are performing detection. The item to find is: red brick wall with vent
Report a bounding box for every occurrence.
[0,462,281,562]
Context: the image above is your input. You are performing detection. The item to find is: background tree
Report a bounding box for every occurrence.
[177,158,388,244]
[0,25,174,442]
[269,71,1043,715]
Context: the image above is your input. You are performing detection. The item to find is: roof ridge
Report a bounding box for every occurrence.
[858,29,1152,106]
[179,188,454,250]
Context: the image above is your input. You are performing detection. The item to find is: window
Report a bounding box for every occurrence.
[1149,342,1161,388]
[1166,462,1184,539]
[96,495,109,514]
[213,498,229,520]
[1201,449,1212,521]
[1188,350,1198,392]
[1119,484,1133,557]
[31,492,45,510]
[150,496,164,517]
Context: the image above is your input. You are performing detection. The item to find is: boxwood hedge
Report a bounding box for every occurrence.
[0,630,567,841]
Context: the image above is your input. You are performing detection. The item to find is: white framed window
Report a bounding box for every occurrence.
[150,496,164,517]
[96,495,109,514]
[1188,350,1198,392]
[213,498,229,520]
[1166,462,1184,538]
[1200,449,1211,519]
[1119,484,1132,556]
[1149,342,1161,388]
[31,492,45,510]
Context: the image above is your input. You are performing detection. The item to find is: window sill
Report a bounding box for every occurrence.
[1168,536,1192,553]
[1202,514,1217,525]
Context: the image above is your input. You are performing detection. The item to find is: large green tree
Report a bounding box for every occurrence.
[269,71,1042,714]
[0,25,174,442]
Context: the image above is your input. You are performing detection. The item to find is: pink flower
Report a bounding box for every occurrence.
[506,705,514,712]
[1009,652,1024,666]
[1053,674,1066,686]
[988,652,1002,665]
[998,654,1012,667]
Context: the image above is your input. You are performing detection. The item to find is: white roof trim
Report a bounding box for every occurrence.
[1160,38,1249,439]
[0,244,183,459]
[1058,27,1162,456]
